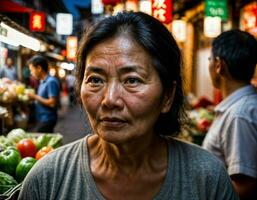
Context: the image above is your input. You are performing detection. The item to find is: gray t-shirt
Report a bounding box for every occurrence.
[18,136,238,200]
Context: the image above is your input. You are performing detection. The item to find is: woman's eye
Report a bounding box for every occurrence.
[86,77,103,85]
[124,77,141,85]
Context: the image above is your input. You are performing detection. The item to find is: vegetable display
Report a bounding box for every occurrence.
[0,149,21,176]
[16,139,37,158]
[35,134,52,150]
[15,157,37,183]
[0,171,18,194]
[35,146,53,160]
[0,128,63,194]
[6,128,27,144]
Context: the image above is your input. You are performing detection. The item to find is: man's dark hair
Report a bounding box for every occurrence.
[76,11,186,137]
[27,55,48,72]
[212,29,257,82]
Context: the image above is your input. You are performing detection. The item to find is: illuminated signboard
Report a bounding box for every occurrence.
[139,0,152,15]
[240,2,257,36]
[172,20,187,42]
[204,16,221,38]
[151,0,172,24]
[205,0,228,20]
[66,36,78,61]
[30,12,45,32]
[91,0,104,14]
[56,13,73,35]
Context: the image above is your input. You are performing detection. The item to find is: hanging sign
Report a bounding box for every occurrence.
[151,0,172,24]
[204,16,221,38]
[92,0,104,14]
[205,0,228,20]
[66,36,78,61]
[139,0,152,15]
[30,12,45,32]
[56,13,73,35]
[126,0,138,12]
[172,20,187,42]
[102,0,121,6]
[240,2,257,36]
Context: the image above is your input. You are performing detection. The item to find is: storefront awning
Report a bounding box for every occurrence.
[0,0,34,13]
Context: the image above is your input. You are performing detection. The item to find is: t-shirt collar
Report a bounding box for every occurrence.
[40,74,49,83]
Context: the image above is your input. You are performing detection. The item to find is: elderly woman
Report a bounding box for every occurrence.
[18,12,238,200]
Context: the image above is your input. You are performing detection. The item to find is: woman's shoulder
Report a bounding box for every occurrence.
[161,138,238,200]
[167,137,225,172]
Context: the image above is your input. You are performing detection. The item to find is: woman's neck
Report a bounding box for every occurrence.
[88,134,168,175]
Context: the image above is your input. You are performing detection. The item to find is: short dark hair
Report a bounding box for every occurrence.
[212,29,257,82]
[76,11,186,137]
[27,55,48,72]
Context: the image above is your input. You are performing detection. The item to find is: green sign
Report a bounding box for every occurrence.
[205,0,228,20]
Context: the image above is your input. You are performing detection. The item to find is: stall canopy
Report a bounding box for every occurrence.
[0,0,34,13]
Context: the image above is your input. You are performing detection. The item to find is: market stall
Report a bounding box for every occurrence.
[0,78,35,133]
[179,95,215,145]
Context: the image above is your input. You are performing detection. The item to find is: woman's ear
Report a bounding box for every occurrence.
[161,81,177,113]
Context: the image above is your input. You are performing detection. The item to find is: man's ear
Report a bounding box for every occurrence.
[216,57,226,75]
[161,81,177,113]
[37,65,42,72]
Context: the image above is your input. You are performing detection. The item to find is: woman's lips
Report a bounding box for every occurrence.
[100,117,127,128]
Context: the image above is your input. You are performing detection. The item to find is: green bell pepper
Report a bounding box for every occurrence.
[0,149,21,176]
[15,157,37,183]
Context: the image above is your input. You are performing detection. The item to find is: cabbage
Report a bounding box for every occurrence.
[7,129,27,143]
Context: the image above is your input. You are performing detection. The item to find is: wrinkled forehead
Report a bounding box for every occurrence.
[85,36,152,68]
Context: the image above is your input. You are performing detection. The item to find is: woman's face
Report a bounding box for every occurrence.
[81,36,172,144]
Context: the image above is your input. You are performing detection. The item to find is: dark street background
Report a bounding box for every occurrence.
[53,94,91,144]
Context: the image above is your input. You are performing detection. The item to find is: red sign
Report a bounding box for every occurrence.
[241,2,257,36]
[102,0,121,6]
[151,0,172,24]
[66,36,78,61]
[30,12,45,32]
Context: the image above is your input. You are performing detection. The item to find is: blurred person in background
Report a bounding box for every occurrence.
[203,30,257,200]
[18,12,238,200]
[22,65,30,86]
[0,57,17,81]
[27,55,60,133]
[66,70,76,107]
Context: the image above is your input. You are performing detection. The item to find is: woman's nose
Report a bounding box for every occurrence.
[101,80,123,109]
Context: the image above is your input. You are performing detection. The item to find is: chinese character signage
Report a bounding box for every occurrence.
[205,0,228,20]
[151,0,172,24]
[66,36,78,61]
[30,12,45,32]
